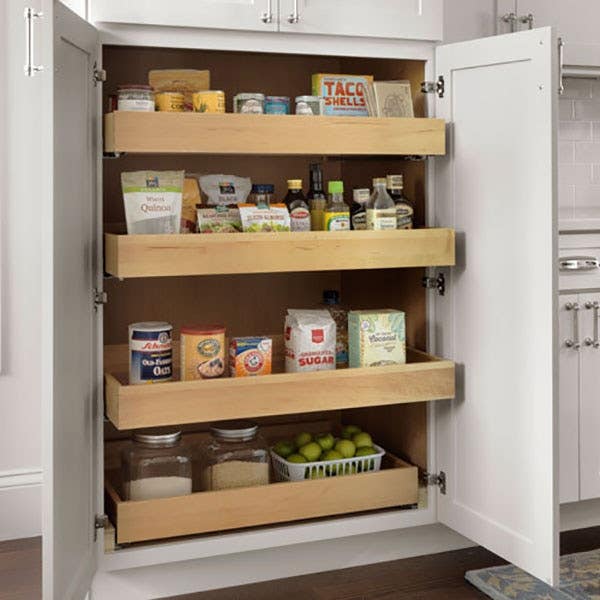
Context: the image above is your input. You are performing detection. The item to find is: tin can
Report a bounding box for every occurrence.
[264,96,290,115]
[155,91,185,112]
[180,325,226,380]
[129,322,173,384]
[233,93,265,114]
[295,95,325,116]
[192,90,225,113]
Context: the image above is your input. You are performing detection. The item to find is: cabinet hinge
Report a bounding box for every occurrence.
[94,514,108,541]
[423,471,446,495]
[421,76,444,99]
[422,273,445,296]
[93,288,108,309]
[93,66,107,86]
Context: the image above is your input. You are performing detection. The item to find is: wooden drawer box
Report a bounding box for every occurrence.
[105,454,418,545]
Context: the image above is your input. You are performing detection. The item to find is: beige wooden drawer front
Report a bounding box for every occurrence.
[105,455,418,545]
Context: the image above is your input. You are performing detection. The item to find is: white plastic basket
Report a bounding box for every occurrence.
[270,444,386,482]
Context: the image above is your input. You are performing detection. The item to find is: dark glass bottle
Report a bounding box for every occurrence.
[386,174,414,229]
[307,163,327,231]
[284,179,310,231]
[350,188,369,230]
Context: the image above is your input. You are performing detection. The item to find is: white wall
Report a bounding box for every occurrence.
[443,0,504,44]
[0,0,43,540]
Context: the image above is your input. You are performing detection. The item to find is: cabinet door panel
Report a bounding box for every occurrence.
[579,293,600,500]
[517,1,600,66]
[279,0,443,40]
[91,0,278,33]
[41,2,100,598]
[434,28,558,586]
[558,295,580,504]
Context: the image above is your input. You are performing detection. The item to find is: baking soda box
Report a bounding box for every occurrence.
[348,310,406,368]
[312,73,373,117]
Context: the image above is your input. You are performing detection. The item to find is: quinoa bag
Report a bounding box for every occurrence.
[284,309,336,373]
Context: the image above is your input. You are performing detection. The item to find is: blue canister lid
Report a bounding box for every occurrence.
[252,184,275,194]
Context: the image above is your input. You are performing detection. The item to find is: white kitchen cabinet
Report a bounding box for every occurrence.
[29,1,560,596]
[90,0,278,33]
[516,1,600,67]
[558,296,580,504]
[279,0,443,41]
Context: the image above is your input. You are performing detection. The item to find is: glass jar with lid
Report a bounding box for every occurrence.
[117,85,155,112]
[121,431,193,501]
[201,421,270,491]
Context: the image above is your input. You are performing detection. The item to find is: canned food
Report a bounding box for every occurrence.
[117,85,155,112]
[295,95,325,116]
[180,325,226,380]
[193,90,225,113]
[234,93,265,114]
[156,91,185,112]
[129,322,173,384]
[264,96,290,115]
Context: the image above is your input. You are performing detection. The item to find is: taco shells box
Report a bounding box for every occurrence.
[348,310,406,368]
[312,73,373,117]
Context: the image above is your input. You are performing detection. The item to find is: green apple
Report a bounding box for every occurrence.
[322,449,343,461]
[309,466,326,479]
[343,463,358,475]
[299,442,322,462]
[287,453,306,463]
[355,446,377,457]
[341,425,361,439]
[294,432,313,448]
[273,440,295,458]
[316,433,335,451]
[334,439,356,458]
[352,432,373,449]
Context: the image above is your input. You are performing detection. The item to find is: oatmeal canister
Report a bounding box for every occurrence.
[180,325,226,380]
[192,90,225,113]
[129,322,173,385]
[155,91,185,112]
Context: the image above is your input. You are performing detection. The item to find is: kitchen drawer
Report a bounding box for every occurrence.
[105,454,418,544]
[559,234,600,291]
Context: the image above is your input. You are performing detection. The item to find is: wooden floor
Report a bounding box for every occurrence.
[0,528,598,600]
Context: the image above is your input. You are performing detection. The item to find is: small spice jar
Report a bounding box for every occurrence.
[117,85,155,112]
[201,421,270,491]
[234,93,265,114]
[250,184,275,207]
[295,95,325,116]
[264,96,290,115]
[121,431,193,501]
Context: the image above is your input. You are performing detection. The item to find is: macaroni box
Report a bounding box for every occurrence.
[348,310,406,368]
[312,73,373,117]
[229,336,273,377]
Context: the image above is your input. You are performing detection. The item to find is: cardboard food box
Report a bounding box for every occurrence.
[348,310,406,368]
[312,73,373,117]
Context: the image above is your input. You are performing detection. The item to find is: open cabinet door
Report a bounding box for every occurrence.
[434,28,559,586]
[41,2,100,599]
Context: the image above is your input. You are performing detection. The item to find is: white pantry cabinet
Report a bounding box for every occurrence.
[90,0,443,40]
[516,1,600,67]
[278,0,443,40]
[32,1,559,596]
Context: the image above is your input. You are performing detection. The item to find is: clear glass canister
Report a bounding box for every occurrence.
[117,85,155,112]
[201,421,270,491]
[121,431,193,501]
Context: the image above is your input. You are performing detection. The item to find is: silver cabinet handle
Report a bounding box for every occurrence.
[261,0,273,23]
[24,8,43,77]
[565,302,581,350]
[558,37,565,95]
[559,256,599,271]
[288,0,300,23]
[584,301,600,348]
[518,13,534,30]
[500,13,518,33]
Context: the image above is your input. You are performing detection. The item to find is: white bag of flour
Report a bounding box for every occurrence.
[284,309,336,373]
[122,170,184,234]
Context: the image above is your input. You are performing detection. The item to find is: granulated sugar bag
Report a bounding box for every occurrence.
[284,309,336,373]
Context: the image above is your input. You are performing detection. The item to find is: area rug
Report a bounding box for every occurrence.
[465,549,600,599]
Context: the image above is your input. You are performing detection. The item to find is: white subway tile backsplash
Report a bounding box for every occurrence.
[559,121,591,141]
[559,99,575,120]
[575,142,600,163]
[574,185,600,209]
[563,78,593,99]
[559,141,575,163]
[574,100,600,120]
[559,164,592,185]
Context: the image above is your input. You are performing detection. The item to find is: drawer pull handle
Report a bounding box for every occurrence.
[288,0,300,23]
[565,302,581,350]
[585,301,600,349]
[559,257,600,271]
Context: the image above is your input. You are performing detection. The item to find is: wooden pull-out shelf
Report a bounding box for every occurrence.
[104,229,455,278]
[105,348,454,430]
[104,112,446,156]
[105,454,418,544]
